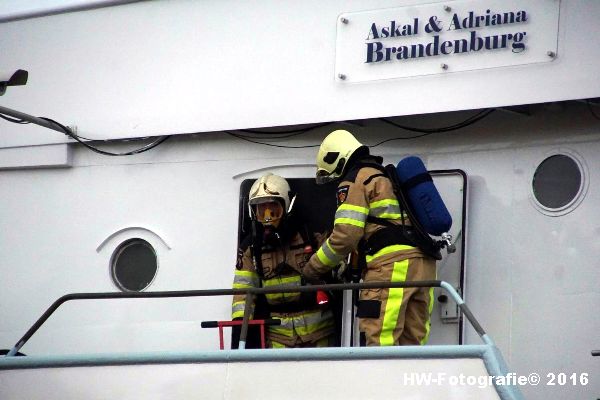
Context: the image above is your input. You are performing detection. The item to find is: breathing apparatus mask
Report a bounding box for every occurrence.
[252,199,285,227]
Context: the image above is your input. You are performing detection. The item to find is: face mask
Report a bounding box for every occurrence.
[255,201,284,227]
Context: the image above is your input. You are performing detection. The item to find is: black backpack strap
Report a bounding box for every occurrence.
[362,173,386,186]
[250,221,265,281]
[300,223,317,250]
[341,157,387,184]
[363,225,441,260]
[401,173,432,192]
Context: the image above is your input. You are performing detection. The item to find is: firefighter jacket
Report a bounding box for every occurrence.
[303,158,426,280]
[232,230,335,347]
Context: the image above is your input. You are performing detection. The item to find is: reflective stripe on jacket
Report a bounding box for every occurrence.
[231,230,335,345]
[306,164,423,275]
[232,231,313,319]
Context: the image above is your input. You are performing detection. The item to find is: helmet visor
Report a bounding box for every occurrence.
[316,169,337,185]
[254,200,284,225]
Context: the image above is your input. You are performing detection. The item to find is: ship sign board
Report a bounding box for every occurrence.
[335,0,560,82]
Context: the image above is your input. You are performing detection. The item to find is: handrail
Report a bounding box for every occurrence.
[5,280,486,356]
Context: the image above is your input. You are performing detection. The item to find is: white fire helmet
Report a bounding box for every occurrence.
[248,173,295,225]
[315,129,363,184]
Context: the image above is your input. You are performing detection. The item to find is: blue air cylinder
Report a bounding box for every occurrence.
[396,156,452,236]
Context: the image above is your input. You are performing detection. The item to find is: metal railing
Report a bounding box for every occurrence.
[5,280,485,356]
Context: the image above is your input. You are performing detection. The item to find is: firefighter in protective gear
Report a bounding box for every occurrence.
[232,173,335,348]
[303,130,437,346]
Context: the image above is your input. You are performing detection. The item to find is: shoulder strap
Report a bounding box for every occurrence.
[289,225,315,250]
[363,173,386,186]
[342,156,386,183]
[401,173,432,192]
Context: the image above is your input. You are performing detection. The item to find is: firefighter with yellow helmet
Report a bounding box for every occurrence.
[232,173,335,348]
[302,130,437,346]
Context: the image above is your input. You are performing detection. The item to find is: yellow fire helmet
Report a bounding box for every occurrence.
[315,129,364,184]
[248,173,295,226]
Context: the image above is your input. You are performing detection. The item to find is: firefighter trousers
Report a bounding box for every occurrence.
[358,247,436,346]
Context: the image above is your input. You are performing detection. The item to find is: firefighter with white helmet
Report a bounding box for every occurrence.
[232,173,335,348]
[247,173,291,227]
[302,129,437,346]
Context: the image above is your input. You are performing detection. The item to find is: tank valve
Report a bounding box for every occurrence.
[441,232,456,254]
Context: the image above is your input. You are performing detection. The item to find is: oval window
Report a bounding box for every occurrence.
[532,154,585,214]
[111,239,157,291]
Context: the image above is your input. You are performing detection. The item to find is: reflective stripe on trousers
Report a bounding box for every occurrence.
[421,287,435,345]
[269,309,334,338]
[232,300,252,319]
[379,259,409,346]
[233,269,259,288]
[363,244,434,346]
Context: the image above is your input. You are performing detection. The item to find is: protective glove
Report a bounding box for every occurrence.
[301,263,325,285]
[333,260,348,281]
[236,247,244,270]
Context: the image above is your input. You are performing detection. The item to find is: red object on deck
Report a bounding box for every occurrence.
[316,290,329,305]
[202,319,273,349]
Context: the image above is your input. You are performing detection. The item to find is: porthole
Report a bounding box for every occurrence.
[110,239,158,292]
[531,152,588,216]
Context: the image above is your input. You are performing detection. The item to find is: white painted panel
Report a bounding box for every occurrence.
[0,1,598,146]
[0,134,323,355]
[0,358,500,400]
[0,363,229,400]
[0,103,599,400]
[0,143,71,169]
[0,1,137,23]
